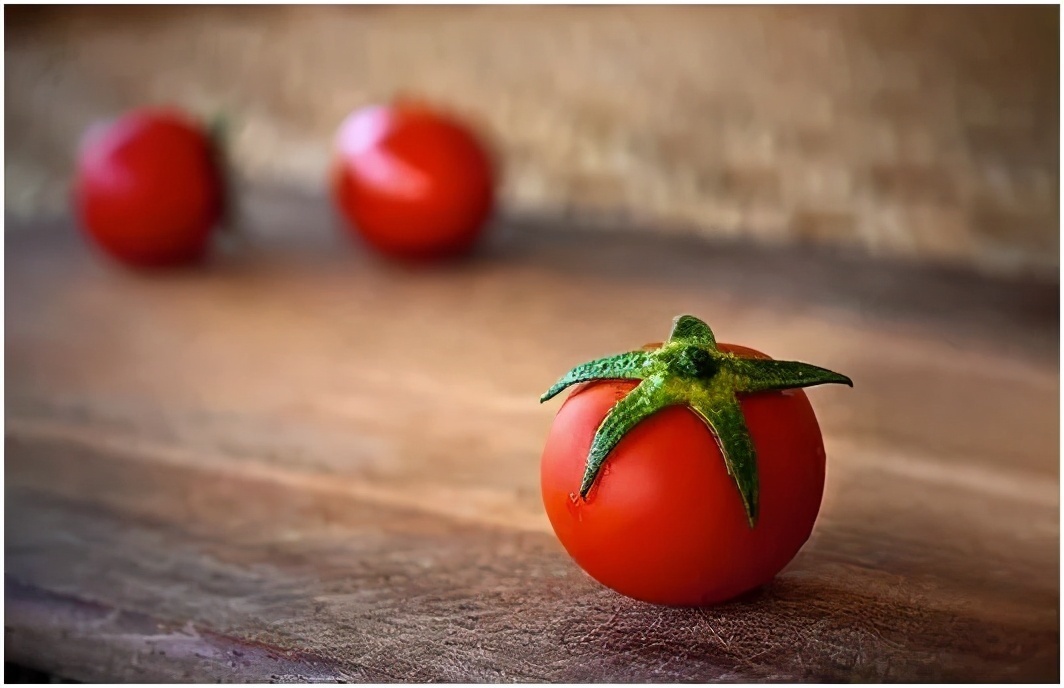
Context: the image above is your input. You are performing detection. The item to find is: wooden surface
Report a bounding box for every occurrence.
[5,190,1060,682]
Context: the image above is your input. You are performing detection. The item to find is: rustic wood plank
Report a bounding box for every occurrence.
[6,436,1058,682]
[4,190,1059,682]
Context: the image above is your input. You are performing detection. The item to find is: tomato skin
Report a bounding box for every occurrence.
[540,344,827,607]
[73,108,224,268]
[331,104,496,261]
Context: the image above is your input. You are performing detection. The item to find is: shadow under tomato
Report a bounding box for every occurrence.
[545,572,1057,683]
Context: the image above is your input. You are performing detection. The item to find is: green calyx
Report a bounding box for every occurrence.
[205,112,238,236]
[540,315,853,528]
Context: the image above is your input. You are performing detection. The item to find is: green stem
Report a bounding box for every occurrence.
[206,112,239,238]
[541,314,852,528]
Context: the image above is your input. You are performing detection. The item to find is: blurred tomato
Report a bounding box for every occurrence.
[331,103,496,261]
[73,108,225,269]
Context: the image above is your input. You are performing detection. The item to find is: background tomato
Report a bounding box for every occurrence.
[331,103,496,261]
[540,343,827,607]
[74,108,225,268]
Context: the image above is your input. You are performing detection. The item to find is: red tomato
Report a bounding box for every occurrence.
[331,103,496,261]
[540,343,827,607]
[74,108,225,269]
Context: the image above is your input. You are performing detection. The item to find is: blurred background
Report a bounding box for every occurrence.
[4,5,1060,682]
[5,4,1059,278]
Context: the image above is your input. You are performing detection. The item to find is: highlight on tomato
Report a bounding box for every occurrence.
[539,314,853,607]
[73,107,227,269]
[330,101,497,262]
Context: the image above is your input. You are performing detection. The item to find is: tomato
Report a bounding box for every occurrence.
[330,103,496,261]
[73,108,225,269]
[539,316,851,607]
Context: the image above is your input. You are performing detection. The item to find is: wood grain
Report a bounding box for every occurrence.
[4,190,1060,682]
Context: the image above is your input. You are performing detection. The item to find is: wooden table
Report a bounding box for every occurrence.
[5,190,1060,682]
